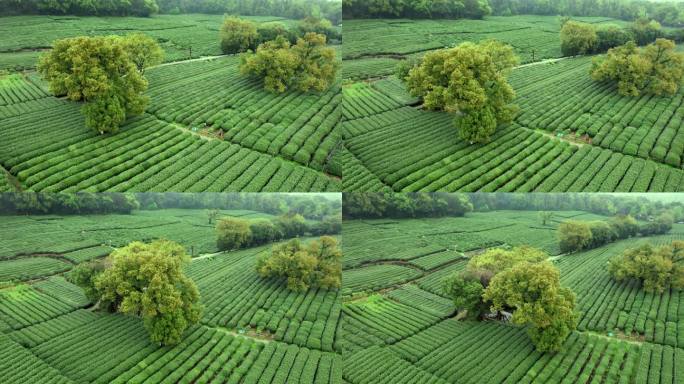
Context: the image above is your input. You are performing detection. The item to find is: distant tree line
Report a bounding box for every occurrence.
[469,193,684,221]
[609,241,684,293]
[344,0,684,25]
[0,193,139,215]
[343,0,492,19]
[442,246,578,352]
[0,0,342,23]
[343,192,474,219]
[490,0,684,27]
[558,211,674,253]
[216,213,341,251]
[344,193,684,222]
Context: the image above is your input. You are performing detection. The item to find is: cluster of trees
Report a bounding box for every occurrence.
[220,16,339,55]
[343,192,473,219]
[256,236,341,291]
[157,0,342,24]
[0,0,342,23]
[0,0,159,16]
[134,193,341,220]
[220,16,339,93]
[37,33,163,134]
[342,0,492,19]
[69,240,202,345]
[0,193,139,215]
[442,246,578,352]
[608,241,684,293]
[560,18,664,56]
[344,193,684,222]
[215,213,341,251]
[239,32,338,93]
[490,0,684,27]
[469,193,684,221]
[400,40,519,143]
[591,38,684,96]
[558,212,673,253]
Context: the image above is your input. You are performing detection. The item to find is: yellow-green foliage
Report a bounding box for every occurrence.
[560,21,598,56]
[405,40,518,143]
[220,16,258,54]
[256,236,341,291]
[240,33,338,93]
[591,39,684,96]
[95,240,202,345]
[484,261,579,352]
[608,241,684,293]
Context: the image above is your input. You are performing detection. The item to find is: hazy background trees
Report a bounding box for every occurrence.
[1,0,342,24]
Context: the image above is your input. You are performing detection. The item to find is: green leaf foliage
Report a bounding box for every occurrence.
[220,16,258,54]
[256,236,341,291]
[405,40,519,143]
[94,240,202,345]
[240,33,339,93]
[608,241,684,293]
[484,261,579,352]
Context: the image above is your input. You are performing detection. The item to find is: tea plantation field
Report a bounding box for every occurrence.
[0,17,341,192]
[341,212,684,383]
[0,209,341,383]
[0,14,294,71]
[342,16,684,192]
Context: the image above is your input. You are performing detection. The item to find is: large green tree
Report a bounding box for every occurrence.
[216,217,252,250]
[220,17,258,54]
[484,261,579,352]
[558,220,593,253]
[121,33,164,74]
[591,39,684,96]
[95,240,202,345]
[608,241,684,293]
[256,236,341,291]
[560,21,598,56]
[37,34,160,134]
[240,33,338,93]
[404,40,519,143]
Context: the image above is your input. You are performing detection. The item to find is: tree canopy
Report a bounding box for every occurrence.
[608,241,684,293]
[220,17,259,54]
[240,32,338,93]
[343,0,491,19]
[90,240,202,345]
[484,261,579,352]
[560,21,598,56]
[37,34,162,134]
[591,39,684,96]
[256,236,341,291]
[403,40,519,143]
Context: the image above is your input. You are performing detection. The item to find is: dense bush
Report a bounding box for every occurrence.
[37,34,161,134]
[404,40,518,143]
[220,17,258,54]
[608,241,684,293]
[256,236,341,291]
[560,21,597,56]
[240,33,338,93]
